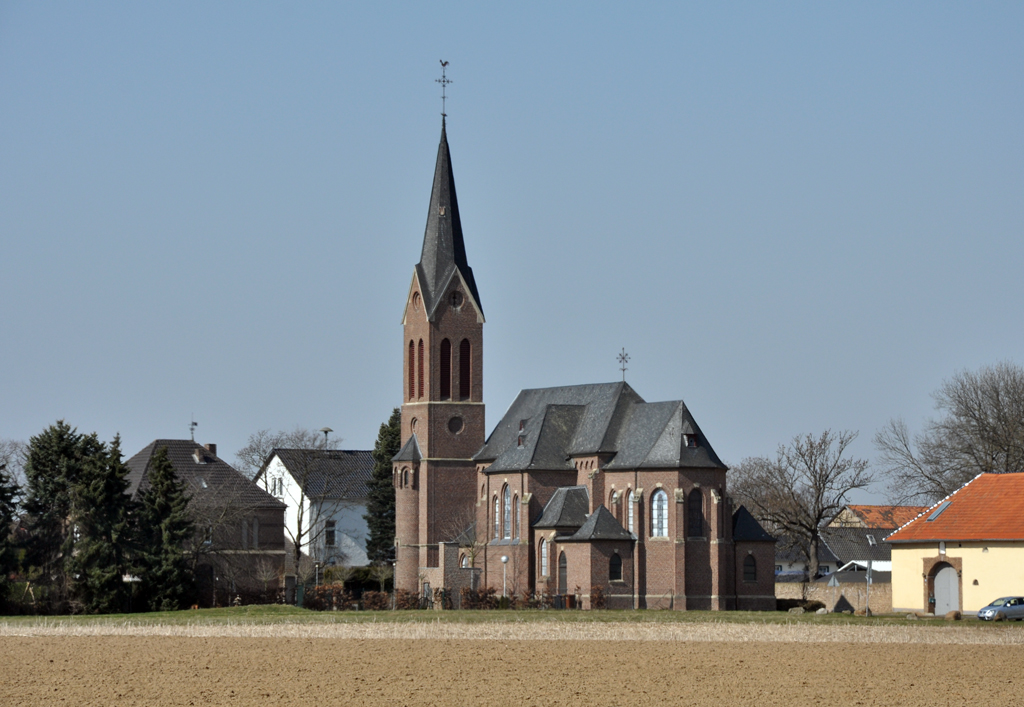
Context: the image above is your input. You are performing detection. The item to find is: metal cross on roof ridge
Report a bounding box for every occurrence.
[617,348,630,381]
[436,60,452,116]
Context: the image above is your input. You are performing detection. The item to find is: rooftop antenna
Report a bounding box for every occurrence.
[617,348,630,382]
[190,415,198,442]
[320,427,333,446]
[436,60,451,117]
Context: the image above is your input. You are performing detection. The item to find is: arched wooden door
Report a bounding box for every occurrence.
[934,564,959,615]
[558,552,567,595]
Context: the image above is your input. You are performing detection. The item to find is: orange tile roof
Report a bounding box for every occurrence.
[886,474,1024,543]
[847,504,929,529]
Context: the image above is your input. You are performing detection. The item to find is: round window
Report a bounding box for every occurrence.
[449,291,463,308]
[411,292,420,310]
[448,416,464,434]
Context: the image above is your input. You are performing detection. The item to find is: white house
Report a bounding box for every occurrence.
[257,449,373,568]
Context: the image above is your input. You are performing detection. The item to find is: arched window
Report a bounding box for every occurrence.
[408,341,415,400]
[403,469,408,487]
[417,339,424,398]
[627,490,635,533]
[461,554,469,568]
[513,495,520,539]
[439,339,452,399]
[651,489,669,537]
[503,486,512,540]
[688,489,704,537]
[609,553,622,581]
[558,552,568,595]
[459,339,471,400]
[493,495,500,539]
[540,539,548,576]
[743,555,757,582]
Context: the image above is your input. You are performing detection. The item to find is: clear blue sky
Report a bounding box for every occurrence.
[2,3,1021,501]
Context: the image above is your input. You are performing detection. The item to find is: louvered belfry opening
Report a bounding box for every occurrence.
[459,338,471,400]
[408,340,415,401]
[440,339,452,399]
[417,339,424,398]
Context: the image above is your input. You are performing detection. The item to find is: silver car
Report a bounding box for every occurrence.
[977,597,1024,621]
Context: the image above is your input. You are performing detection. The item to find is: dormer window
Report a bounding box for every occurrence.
[192,450,207,464]
[866,534,877,546]
[519,419,526,432]
[683,434,697,449]
[517,435,525,448]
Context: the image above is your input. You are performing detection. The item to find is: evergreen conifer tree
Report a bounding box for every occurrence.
[69,435,133,613]
[22,421,104,610]
[137,446,195,611]
[364,408,400,564]
[0,459,20,608]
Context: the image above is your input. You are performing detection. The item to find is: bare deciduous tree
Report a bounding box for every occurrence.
[731,430,872,579]
[0,439,26,501]
[875,361,1024,504]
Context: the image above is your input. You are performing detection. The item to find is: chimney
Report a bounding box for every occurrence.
[204,443,217,457]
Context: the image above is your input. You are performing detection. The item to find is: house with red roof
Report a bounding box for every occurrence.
[886,473,1024,616]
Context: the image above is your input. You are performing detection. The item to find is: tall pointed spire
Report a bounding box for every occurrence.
[415,119,483,320]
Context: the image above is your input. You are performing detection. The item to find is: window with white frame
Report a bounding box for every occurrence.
[540,539,548,576]
[494,495,500,539]
[627,490,635,533]
[651,489,669,537]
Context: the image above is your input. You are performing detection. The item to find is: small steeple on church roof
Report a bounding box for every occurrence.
[415,119,483,321]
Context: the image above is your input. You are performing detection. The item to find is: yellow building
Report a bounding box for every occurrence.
[887,473,1024,616]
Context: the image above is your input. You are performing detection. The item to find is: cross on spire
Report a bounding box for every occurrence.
[617,348,630,381]
[436,60,452,116]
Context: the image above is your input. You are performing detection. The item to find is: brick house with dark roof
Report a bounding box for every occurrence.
[392,120,775,610]
[126,439,286,605]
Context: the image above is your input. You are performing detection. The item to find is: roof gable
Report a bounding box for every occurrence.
[732,505,775,542]
[268,449,373,500]
[533,486,590,529]
[887,473,1024,543]
[559,505,633,542]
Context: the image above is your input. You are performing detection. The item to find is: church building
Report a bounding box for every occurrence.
[393,119,775,610]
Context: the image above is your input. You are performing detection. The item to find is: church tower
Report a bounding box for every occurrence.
[393,119,485,593]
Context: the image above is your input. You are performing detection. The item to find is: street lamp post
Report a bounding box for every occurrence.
[500,555,509,598]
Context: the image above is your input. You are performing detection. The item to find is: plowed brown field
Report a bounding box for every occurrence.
[0,635,1018,706]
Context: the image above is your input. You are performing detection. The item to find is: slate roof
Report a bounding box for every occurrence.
[835,504,929,529]
[814,569,891,585]
[775,539,839,566]
[819,526,892,563]
[475,382,726,472]
[533,486,590,529]
[392,434,422,463]
[732,506,775,543]
[125,440,284,510]
[415,118,483,321]
[266,449,372,500]
[887,473,1024,542]
[558,505,634,542]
